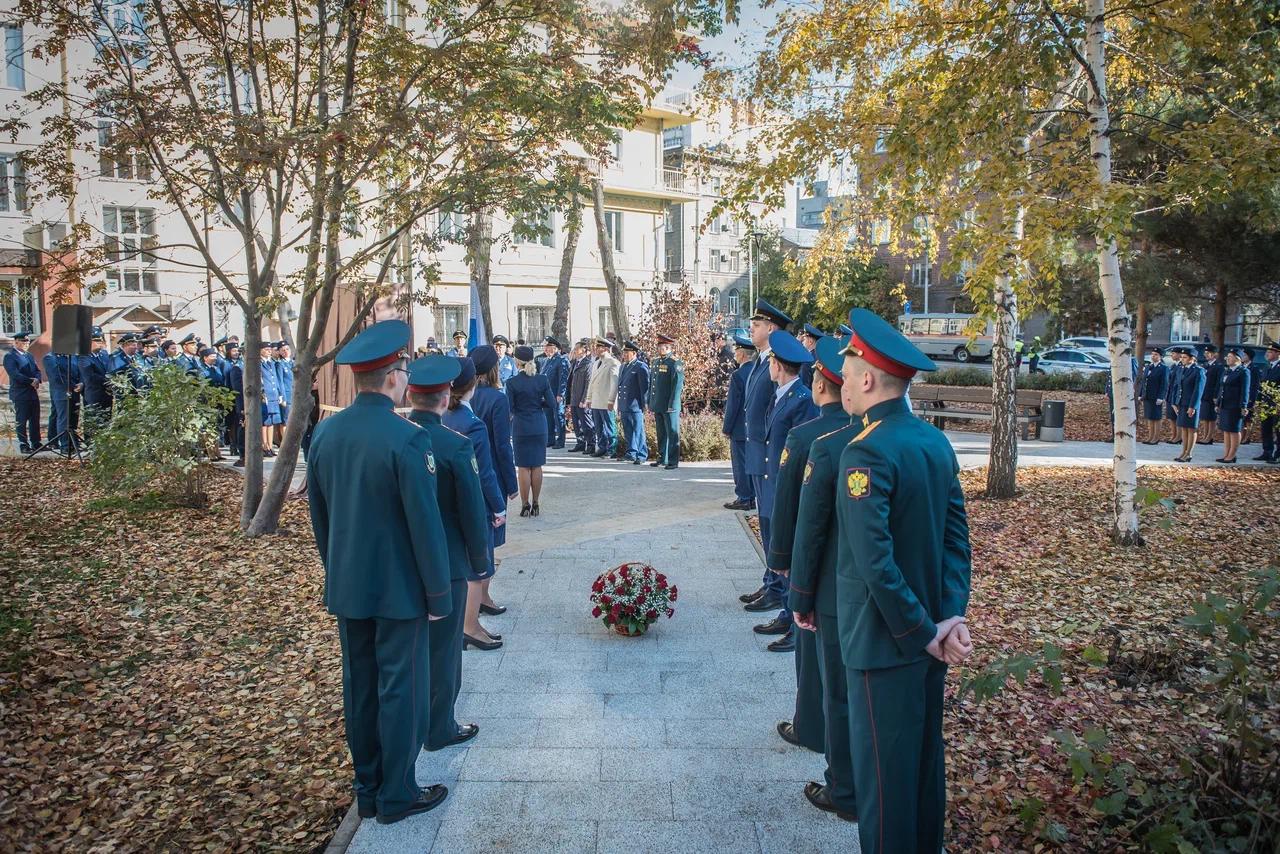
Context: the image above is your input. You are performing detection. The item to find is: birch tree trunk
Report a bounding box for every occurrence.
[591,178,631,340]
[467,209,495,336]
[986,161,1026,498]
[1086,0,1141,544]
[553,199,582,342]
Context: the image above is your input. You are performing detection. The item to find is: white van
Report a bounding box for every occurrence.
[897,313,994,363]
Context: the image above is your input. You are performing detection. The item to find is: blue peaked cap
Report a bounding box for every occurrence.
[768,330,814,366]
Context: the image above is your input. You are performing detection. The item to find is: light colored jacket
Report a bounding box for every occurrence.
[586,354,620,409]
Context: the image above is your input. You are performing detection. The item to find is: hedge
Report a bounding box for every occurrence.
[920,367,1109,394]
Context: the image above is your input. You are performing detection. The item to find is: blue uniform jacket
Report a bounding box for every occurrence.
[442,404,506,516]
[1166,363,1183,406]
[1260,360,1280,407]
[4,348,41,401]
[617,359,650,413]
[107,348,142,391]
[1202,360,1223,406]
[470,384,518,497]
[202,362,226,387]
[763,379,818,490]
[307,392,452,620]
[79,350,111,405]
[1217,365,1250,411]
[1247,363,1264,406]
[260,358,281,415]
[743,353,777,475]
[41,353,82,395]
[506,372,556,438]
[722,360,750,440]
[1178,364,1206,413]
[1140,362,1167,401]
[276,358,295,405]
[498,355,518,388]
[540,353,570,401]
[227,361,245,411]
[177,353,203,375]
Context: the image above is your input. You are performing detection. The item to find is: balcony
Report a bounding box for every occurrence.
[572,157,699,212]
[640,87,696,127]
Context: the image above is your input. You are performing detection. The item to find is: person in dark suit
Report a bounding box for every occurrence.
[1241,347,1263,444]
[107,332,144,401]
[797,323,825,389]
[1215,348,1250,464]
[305,319,452,825]
[1198,344,1223,445]
[1173,347,1206,462]
[407,355,491,742]
[766,334,850,753]
[79,327,111,439]
[833,308,972,854]
[741,299,791,613]
[1138,347,1167,445]
[1163,351,1183,444]
[1256,341,1280,463]
[540,337,570,449]
[42,348,83,453]
[468,345,519,516]
[226,345,246,465]
[753,330,817,650]
[647,333,685,469]
[506,345,556,517]
[722,334,757,511]
[616,340,650,463]
[4,331,42,453]
[566,340,594,453]
[442,357,508,650]
[176,333,203,375]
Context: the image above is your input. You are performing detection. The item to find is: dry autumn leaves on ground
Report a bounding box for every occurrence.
[2,459,1277,851]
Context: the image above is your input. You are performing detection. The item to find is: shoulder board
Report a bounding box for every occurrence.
[850,420,881,444]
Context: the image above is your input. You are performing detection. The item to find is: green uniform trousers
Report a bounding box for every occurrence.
[847,658,946,854]
[338,615,430,816]
[791,623,825,753]
[654,411,679,465]
[426,578,468,750]
[815,611,856,812]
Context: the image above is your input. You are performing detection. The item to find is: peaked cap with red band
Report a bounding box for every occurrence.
[336,319,411,373]
[407,353,461,394]
[813,335,849,385]
[840,307,937,378]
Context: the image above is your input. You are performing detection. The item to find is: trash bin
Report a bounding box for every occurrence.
[1041,399,1065,442]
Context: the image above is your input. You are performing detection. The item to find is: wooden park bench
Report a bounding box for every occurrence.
[910,386,1046,440]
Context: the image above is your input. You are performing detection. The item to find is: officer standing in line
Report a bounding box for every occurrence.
[749,331,817,647]
[1164,347,1183,444]
[260,341,282,457]
[4,331,42,453]
[1173,346,1206,463]
[493,335,518,388]
[586,337,620,458]
[722,333,756,511]
[226,344,246,466]
[740,299,791,612]
[765,334,850,752]
[540,337,570,449]
[1257,341,1280,463]
[835,308,973,854]
[1198,344,1222,446]
[616,340,650,463]
[406,355,489,751]
[79,326,111,440]
[567,339,594,453]
[648,333,685,470]
[42,346,83,453]
[797,323,825,388]
[176,333,203,374]
[787,336,862,825]
[306,319,453,825]
[446,331,469,358]
[275,341,296,428]
[107,332,144,399]
[1241,347,1262,444]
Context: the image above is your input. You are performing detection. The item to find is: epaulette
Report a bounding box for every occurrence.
[850,420,881,444]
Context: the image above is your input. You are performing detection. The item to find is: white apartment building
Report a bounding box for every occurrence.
[0,11,697,355]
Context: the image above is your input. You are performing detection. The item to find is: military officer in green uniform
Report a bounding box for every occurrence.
[788,335,863,823]
[306,320,454,825]
[833,308,973,854]
[765,334,851,757]
[647,333,685,470]
[406,355,491,752]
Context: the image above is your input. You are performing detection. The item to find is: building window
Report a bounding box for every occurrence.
[516,207,555,248]
[708,287,721,312]
[98,120,151,180]
[725,288,741,320]
[432,304,467,340]
[603,210,623,252]
[3,24,24,89]
[874,135,887,154]
[597,306,616,337]
[383,0,406,27]
[1170,309,1200,343]
[95,1,150,69]
[0,153,27,212]
[0,277,37,334]
[956,258,974,286]
[437,208,468,240]
[729,250,741,273]
[664,209,674,233]
[709,248,722,272]
[662,127,685,149]
[218,67,254,111]
[710,177,722,196]
[103,206,158,293]
[909,261,929,290]
[611,133,623,162]
[872,218,891,245]
[517,306,553,343]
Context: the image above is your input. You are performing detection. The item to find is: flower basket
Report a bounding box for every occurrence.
[590,563,676,636]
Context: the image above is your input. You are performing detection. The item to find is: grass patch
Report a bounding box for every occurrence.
[86,491,177,514]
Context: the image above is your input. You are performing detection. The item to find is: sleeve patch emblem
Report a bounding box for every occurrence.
[779,447,790,467]
[425,452,437,475]
[803,461,814,484]
[845,467,870,499]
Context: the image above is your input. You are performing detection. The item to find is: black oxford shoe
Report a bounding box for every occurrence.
[777,720,800,746]
[738,585,767,603]
[376,785,448,825]
[753,616,790,635]
[804,782,857,822]
[768,632,796,652]
[743,595,781,613]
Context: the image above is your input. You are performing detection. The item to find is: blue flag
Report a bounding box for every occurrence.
[468,278,488,346]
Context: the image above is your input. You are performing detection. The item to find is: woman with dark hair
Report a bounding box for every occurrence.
[441,357,507,651]
[467,345,516,619]
[1215,348,1250,464]
[505,345,556,517]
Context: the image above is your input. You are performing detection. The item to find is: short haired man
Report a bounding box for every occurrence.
[306,320,453,824]
[79,326,111,439]
[566,339,595,453]
[177,333,202,375]
[492,335,518,387]
[616,340,650,463]
[446,331,468,358]
[539,337,570,449]
[647,334,684,469]
[722,333,757,510]
[586,337,620,457]
[4,331,42,453]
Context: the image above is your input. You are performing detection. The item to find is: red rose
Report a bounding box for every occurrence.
[666,608,674,618]
[600,595,611,606]
[608,573,616,584]
[592,579,604,593]
[642,585,651,595]
[620,565,630,576]
[670,586,678,601]
[646,609,658,620]
[592,606,602,618]
[657,578,668,590]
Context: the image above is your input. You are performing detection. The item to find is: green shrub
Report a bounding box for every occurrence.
[921,367,1109,394]
[90,363,234,507]
[641,411,729,462]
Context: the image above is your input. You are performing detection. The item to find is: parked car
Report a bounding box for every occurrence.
[1055,336,1110,358]
[1034,348,1112,375]
[898,313,994,363]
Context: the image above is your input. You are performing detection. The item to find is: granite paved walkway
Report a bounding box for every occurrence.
[340,447,862,854]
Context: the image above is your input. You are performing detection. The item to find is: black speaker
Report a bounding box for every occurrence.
[52,304,94,356]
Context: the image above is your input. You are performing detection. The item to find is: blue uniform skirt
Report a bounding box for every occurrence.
[1176,407,1200,429]
[513,433,547,468]
[1165,400,1179,421]
[1142,397,1163,421]
[261,403,282,426]
[1217,407,1244,433]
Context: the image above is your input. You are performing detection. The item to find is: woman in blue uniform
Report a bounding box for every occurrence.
[505,345,556,517]
[1215,348,1250,464]
[1173,347,1206,462]
[442,357,507,651]
[1138,347,1167,444]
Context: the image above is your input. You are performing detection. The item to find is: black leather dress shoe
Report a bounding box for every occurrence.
[777,720,800,746]
[376,785,448,824]
[768,631,796,652]
[463,633,503,651]
[738,585,767,603]
[479,602,507,616]
[753,616,790,635]
[448,723,480,746]
[357,800,376,819]
[804,781,857,822]
[743,595,781,613]
[664,464,678,470]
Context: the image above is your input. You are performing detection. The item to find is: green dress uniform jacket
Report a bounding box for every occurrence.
[648,354,685,466]
[408,409,491,750]
[765,401,850,754]
[835,395,971,854]
[306,392,453,817]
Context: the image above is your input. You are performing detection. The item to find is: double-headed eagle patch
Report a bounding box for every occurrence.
[845,467,870,499]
